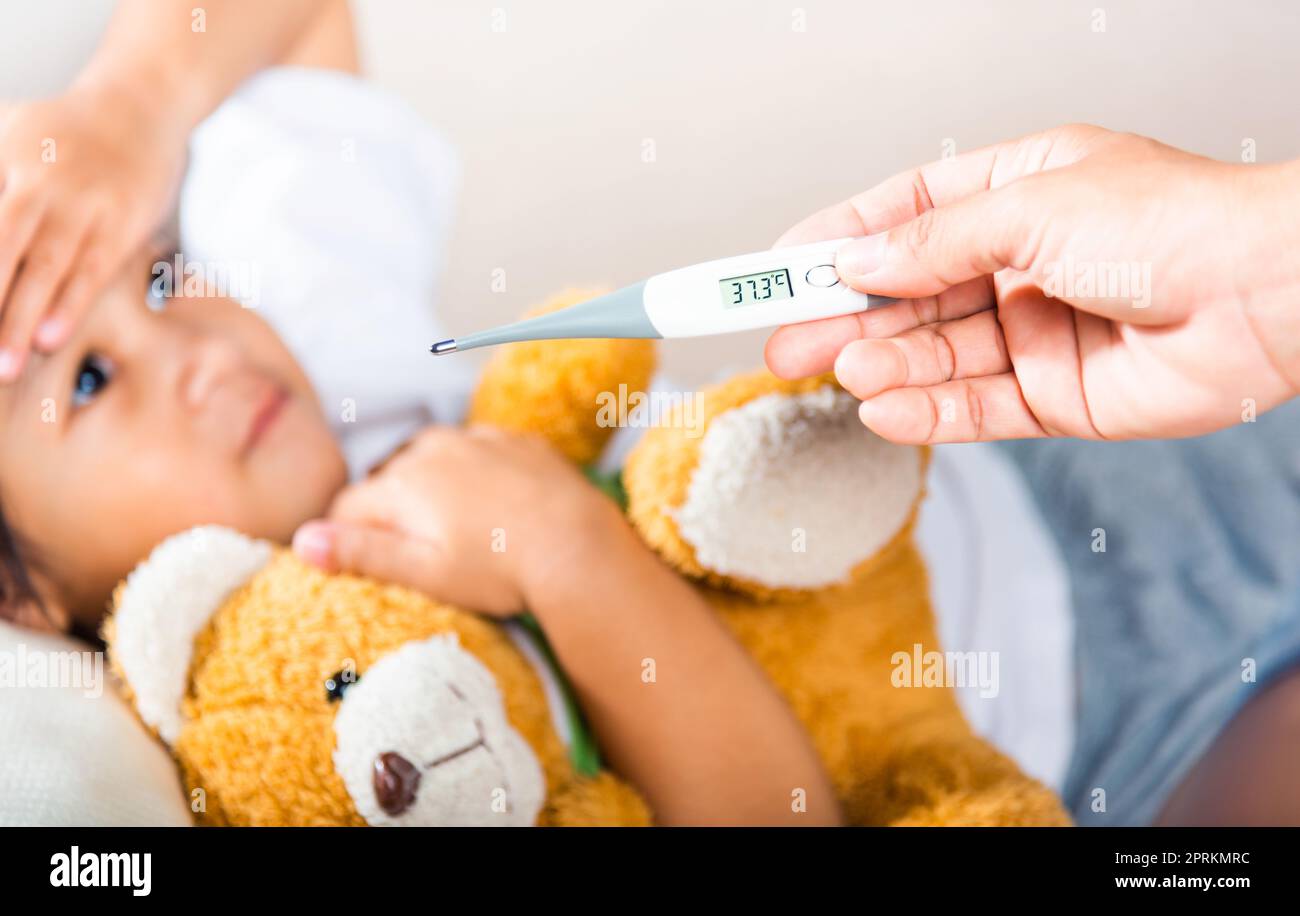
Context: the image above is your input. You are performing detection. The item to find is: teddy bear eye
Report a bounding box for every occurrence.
[325,670,359,703]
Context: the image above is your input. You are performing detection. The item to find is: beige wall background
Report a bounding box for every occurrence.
[4,1,1299,384]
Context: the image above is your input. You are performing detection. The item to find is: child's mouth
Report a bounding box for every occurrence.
[242,385,290,456]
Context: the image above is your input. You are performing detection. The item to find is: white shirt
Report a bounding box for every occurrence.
[916,443,1075,791]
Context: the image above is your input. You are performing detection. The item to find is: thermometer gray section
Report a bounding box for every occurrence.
[430,281,655,355]
[431,237,903,354]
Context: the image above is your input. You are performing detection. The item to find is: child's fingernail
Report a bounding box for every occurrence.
[836,234,887,278]
[293,521,336,568]
[35,317,67,349]
[0,348,21,381]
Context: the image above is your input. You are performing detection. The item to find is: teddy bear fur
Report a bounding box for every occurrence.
[162,550,651,826]
[625,370,1070,825]
[106,290,1069,826]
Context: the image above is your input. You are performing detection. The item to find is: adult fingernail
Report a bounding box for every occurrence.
[293,521,336,569]
[833,339,871,392]
[35,317,67,350]
[858,398,885,430]
[0,348,21,382]
[836,234,887,278]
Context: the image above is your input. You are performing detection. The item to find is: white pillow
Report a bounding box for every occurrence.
[0,621,191,826]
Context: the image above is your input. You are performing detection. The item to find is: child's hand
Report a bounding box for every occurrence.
[292,426,623,616]
[297,426,844,826]
[0,87,189,380]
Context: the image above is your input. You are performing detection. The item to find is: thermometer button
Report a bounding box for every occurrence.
[805,264,840,288]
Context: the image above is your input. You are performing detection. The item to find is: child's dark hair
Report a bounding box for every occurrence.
[0,502,41,622]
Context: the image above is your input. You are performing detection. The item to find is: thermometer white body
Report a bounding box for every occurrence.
[431,237,894,355]
[643,237,884,336]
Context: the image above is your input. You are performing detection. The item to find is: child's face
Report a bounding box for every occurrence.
[0,251,348,627]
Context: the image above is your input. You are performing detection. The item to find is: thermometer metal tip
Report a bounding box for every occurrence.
[431,282,657,355]
[428,238,898,355]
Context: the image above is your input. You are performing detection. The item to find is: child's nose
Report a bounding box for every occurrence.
[179,337,245,411]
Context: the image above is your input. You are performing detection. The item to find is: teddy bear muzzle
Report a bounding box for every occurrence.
[330,634,547,826]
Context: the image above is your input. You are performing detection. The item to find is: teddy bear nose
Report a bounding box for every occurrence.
[373,751,421,816]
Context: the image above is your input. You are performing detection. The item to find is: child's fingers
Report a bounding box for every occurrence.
[324,473,390,521]
[0,190,44,368]
[857,373,1047,444]
[0,187,43,280]
[764,276,994,380]
[294,519,445,585]
[293,520,519,616]
[0,212,91,376]
[833,308,1010,401]
[35,221,116,352]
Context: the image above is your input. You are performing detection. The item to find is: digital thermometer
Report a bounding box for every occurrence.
[429,237,895,355]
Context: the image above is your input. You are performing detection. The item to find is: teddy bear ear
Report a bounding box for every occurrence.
[625,372,926,598]
[107,526,273,745]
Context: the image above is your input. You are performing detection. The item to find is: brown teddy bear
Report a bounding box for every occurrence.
[105,292,1069,826]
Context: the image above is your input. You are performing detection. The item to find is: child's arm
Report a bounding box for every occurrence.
[293,426,842,826]
[531,522,843,825]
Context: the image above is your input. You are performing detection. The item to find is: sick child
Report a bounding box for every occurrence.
[0,0,839,826]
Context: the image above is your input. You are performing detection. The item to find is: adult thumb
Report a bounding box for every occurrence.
[834,184,1030,299]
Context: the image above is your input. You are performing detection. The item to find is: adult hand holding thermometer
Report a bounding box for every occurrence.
[430,238,894,355]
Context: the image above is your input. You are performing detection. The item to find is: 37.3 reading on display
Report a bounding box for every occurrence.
[720,268,793,308]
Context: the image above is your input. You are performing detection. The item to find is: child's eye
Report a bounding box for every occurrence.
[71,354,114,408]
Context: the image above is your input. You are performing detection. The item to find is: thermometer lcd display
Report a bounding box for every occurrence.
[720,268,793,309]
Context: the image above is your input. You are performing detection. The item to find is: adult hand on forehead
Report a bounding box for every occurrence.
[0,88,188,381]
[765,124,1300,442]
